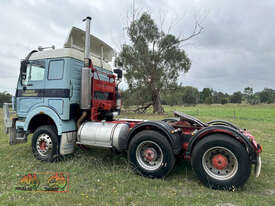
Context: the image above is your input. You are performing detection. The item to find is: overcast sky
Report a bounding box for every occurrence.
[0,0,274,95]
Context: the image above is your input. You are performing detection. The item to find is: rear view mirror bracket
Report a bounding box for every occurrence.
[114,69,122,79]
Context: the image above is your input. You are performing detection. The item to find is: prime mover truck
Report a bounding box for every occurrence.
[3,17,262,190]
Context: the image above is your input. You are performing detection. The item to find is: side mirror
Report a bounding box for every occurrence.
[20,60,28,76]
[114,69,122,79]
[20,60,28,84]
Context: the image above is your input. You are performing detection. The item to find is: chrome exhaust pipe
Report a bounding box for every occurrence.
[83,16,91,67]
[80,16,92,110]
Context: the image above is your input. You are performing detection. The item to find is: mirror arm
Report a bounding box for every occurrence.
[20,50,38,86]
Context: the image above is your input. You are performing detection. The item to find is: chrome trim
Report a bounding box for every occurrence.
[36,133,53,157]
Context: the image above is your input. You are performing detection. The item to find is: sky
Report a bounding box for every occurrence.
[0,0,274,95]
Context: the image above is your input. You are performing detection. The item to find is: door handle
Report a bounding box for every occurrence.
[70,80,73,98]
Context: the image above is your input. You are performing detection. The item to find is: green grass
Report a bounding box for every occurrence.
[0,104,275,206]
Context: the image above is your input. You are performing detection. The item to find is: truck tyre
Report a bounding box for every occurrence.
[32,125,60,162]
[128,130,175,178]
[191,134,251,190]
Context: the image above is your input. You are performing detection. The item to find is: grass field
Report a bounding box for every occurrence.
[0,104,275,206]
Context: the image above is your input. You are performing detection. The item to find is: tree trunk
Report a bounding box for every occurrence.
[152,91,164,114]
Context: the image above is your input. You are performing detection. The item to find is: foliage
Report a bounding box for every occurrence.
[0,92,12,107]
[199,88,213,104]
[121,86,275,107]
[116,12,193,113]
[160,85,199,106]
[257,88,275,104]
[181,86,200,105]
[243,87,258,104]
[230,91,242,103]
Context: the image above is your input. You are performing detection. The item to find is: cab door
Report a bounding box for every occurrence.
[44,59,68,119]
[16,60,45,116]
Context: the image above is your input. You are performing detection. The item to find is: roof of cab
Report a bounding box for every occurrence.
[29,48,112,71]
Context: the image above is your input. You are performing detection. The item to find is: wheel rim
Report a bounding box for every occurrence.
[136,140,164,171]
[202,146,238,180]
[36,133,53,157]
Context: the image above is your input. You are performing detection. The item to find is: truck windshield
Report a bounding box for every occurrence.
[93,66,114,83]
[23,60,45,84]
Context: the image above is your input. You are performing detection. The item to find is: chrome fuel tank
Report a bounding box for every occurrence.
[77,122,129,151]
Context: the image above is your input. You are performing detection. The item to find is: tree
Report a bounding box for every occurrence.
[221,98,228,105]
[243,87,259,104]
[258,88,275,103]
[230,91,242,103]
[200,88,213,104]
[243,87,253,103]
[116,12,202,113]
[182,86,199,105]
[0,92,12,107]
[212,91,227,104]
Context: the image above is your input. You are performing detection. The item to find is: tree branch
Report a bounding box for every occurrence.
[135,103,152,113]
[122,103,152,114]
[179,21,204,42]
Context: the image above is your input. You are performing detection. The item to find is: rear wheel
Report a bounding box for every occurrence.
[191,134,251,190]
[32,125,60,162]
[128,130,175,178]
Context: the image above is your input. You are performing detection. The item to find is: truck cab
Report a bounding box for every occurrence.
[5,25,119,158]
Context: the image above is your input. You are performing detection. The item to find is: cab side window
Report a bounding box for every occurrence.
[48,60,64,80]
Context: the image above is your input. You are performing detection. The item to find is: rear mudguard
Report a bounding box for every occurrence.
[207,120,239,130]
[121,121,182,155]
[186,125,258,163]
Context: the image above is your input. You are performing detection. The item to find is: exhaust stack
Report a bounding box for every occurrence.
[83,16,91,66]
[80,16,92,110]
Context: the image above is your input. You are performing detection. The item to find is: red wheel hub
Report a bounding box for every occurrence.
[39,141,46,151]
[211,154,228,170]
[144,148,155,161]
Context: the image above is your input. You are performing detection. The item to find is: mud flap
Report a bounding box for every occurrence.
[3,103,12,134]
[9,118,28,145]
[60,132,77,155]
[255,154,261,177]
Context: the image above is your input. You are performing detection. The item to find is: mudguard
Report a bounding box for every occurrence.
[24,107,62,135]
[23,106,76,135]
[120,121,182,155]
[186,125,258,163]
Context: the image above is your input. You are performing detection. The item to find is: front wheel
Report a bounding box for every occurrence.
[32,125,60,162]
[191,134,251,190]
[128,130,175,178]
